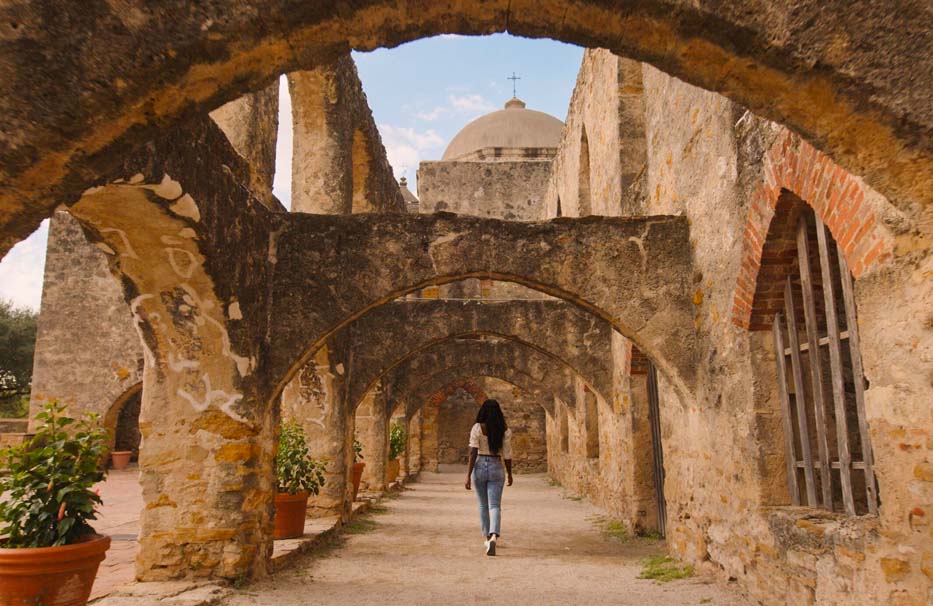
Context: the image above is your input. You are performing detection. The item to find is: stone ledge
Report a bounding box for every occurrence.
[92,581,231,606]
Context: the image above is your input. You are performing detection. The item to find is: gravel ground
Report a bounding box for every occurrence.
[226,470,751,606]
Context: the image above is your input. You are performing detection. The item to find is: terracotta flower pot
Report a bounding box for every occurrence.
[387,459,400,484]
[273,491,309,540]
[351,462,365,502]
[0,533,110,606]
[110,450,132,470]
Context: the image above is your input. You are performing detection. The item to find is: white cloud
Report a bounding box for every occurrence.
[415,93,496,122]
[0,219,50,311]
[378,124,447,184]
[448,94,496,113]
[415,106,448,122]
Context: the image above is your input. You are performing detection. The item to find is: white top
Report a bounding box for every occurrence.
[469,423,513,459]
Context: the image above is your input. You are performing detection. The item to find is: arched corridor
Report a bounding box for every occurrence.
[224,470,750,606]
[2,6,928,604]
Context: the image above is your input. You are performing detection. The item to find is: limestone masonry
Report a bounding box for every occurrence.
[3,5,930,604]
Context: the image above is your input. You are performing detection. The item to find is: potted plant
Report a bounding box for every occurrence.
[387,422,406,484]
[274,421,325,540]
[109,450,132,470]
[0,400,110,606]
[351,440,365,502]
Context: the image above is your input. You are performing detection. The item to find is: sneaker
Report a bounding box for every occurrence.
[486,535,496,556]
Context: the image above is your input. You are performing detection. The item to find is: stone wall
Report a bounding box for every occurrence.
[545,49,646,217]
[538,48,931,604]
[416,160,551,220]
[29,210,144,440]
[436,378,547,472]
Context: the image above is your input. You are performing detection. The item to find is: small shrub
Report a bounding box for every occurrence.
[0,400,108,547]
[388,421,406,461]
[353,439,364,462]
[638,555,694,582]
[276,421,326,495]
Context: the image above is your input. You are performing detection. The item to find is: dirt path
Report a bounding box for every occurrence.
[227,470,750,605]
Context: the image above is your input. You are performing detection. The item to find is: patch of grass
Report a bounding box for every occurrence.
[342,517,377,534]
[637,529,664,541]
[563,492,583,501]
[602,519,630,541]
[369,504,390,515]
[699,598,712,604]
[547,477,561,487]
[638,555,694,583]
[587,514,630,542]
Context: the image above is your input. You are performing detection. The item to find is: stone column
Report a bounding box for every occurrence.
[355,387,388,491]
[407,409,423,476]
[280,344,351,519]
[64,120,282,581]
[420,401,440,472]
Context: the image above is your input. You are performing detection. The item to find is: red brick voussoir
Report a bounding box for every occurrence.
[731,130,893,330]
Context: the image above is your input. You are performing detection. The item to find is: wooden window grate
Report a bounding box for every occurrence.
[771,212,878,516]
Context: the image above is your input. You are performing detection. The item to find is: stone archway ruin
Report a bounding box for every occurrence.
[341,299,613,411]
[1,0,929,259]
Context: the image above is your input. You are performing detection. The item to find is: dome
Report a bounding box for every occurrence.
[441,98,564,161]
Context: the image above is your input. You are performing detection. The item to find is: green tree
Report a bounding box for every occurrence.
[0,299,38,417]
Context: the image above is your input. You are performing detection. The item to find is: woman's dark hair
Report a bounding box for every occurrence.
[476,399,507,454]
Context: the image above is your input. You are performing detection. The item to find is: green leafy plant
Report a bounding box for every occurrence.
[0,400,108,547]
[353,439,364,463]
[275,421,326,495]
[388,421,407,461]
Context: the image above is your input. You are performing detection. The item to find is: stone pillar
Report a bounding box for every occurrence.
[407,409,423,476]
[64,126,280,581]
[288,66,352,214]
[280,344,350,519]
[355,388,388,491]
[420,402,440,472]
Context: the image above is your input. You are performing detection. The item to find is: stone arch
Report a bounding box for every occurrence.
[270,212,695,401]
[399,365,567,420]
[352,330,607,414]
[1,1,927,257]
[731,131,897,329]
[343,299,612,411]
[378,338,580,417]
[101,381,142,454]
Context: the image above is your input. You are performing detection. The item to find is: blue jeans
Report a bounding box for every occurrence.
[471,456,505,538]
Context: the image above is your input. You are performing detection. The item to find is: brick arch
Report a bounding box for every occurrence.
[731,131,895,329]
[422,379,488,414]
[1,1,928,257]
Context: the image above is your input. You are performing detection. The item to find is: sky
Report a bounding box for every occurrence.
[1,34,584,311]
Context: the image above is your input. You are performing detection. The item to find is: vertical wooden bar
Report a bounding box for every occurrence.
[784,277,817,506]
[646,362,667,538]
[796,216,834,510]
[837,245,879,514]
[816,222,856,515]
[772,313,801,505]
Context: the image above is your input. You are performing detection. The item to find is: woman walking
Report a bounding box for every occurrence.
[465,399,513,555]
